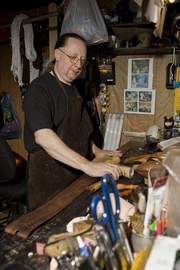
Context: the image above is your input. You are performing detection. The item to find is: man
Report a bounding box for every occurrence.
[24,33,122,210]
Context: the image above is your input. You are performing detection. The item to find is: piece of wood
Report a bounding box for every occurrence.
[88,181,138,192]
[120,190,132,197]
[117,183,138,190]
[94,154,134,178]
[5,174,95,239]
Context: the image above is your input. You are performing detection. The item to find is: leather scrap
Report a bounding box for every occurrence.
[122,151,166,165]
[135,161,161,177]
[45,219,93,257]
[5,174,95,239]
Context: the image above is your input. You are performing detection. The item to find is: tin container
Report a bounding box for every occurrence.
[131,230,154,253]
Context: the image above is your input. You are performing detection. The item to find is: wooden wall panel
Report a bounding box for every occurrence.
[48,2,58,61]
[109,54,175,145]
[0,5,56,160]
[0,44,27,159]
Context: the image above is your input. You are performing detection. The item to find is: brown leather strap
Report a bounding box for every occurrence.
[5,174,95,239]
[51,69,69,113]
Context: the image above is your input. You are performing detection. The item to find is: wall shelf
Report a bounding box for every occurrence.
[107,22,179,56]
[109,22,155,41]
[113,47,180,56]
[109,22,155,28]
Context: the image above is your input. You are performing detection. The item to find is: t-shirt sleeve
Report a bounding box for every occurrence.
[24,82,53,133]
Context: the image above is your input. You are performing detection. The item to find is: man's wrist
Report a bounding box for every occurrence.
[79,157,90,172]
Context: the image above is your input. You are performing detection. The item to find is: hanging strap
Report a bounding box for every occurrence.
[51,69,69,114]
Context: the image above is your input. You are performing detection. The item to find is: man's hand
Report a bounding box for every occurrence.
[92,143,123,162]
[81,159,122,180]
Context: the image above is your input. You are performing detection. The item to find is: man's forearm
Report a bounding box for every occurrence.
[34,128,89,171]
[34,129,123,179]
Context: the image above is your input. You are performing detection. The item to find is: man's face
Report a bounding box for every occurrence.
[55,37,87,84]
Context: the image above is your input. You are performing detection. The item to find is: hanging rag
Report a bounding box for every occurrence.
[11,14,39,86]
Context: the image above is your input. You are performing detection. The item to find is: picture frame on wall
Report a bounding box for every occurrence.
[128,58,153,89]
[124,89,156,114]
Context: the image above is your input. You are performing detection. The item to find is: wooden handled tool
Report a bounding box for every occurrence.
[88,182,138,193]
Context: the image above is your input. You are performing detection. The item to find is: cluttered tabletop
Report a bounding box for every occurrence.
[1,138,180,270]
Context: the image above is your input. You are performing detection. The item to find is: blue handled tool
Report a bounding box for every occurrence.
[91,174,121,245]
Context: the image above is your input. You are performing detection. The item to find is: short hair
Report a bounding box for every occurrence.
[55,33,87,49]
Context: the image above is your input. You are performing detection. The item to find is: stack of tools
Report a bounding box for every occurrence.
[34,164,169,269]
[45,174,134,269]
[90,174,133,269]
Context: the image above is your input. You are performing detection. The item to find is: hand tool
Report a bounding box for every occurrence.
[95,226,121,270]
[91,174,120,245]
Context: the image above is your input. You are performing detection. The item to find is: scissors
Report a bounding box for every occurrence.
[91,174,121,245]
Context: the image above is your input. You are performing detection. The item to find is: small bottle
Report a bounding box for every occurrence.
[76,236,89,257]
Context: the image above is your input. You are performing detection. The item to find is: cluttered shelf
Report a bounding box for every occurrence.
[109,22,155,28]
[107,22,180,56]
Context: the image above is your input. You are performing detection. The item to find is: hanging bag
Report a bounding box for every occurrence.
[0,92,21,140]
[60,0,108,45]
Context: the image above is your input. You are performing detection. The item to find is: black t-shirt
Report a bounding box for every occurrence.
[23,72,78,153]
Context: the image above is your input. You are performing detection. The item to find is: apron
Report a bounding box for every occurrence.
[28,72,93,210]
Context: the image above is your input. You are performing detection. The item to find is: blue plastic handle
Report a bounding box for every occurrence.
[91,174,121,244]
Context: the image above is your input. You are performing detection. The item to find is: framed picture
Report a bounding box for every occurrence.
[128,58,153,89]
[124,89,156,114]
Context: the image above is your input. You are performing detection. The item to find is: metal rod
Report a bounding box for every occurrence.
[23,11,59,24]
[0,10,60,29]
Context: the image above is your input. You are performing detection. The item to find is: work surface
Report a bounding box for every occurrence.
[0,141,147,269]
[0,190,92,269]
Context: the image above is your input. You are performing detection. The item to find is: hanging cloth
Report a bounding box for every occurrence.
[11,14,39,86]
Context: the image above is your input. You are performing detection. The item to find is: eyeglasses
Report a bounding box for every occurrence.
[58,48,86,66]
